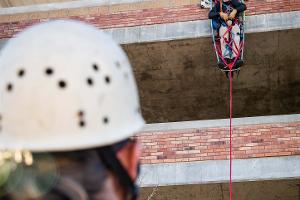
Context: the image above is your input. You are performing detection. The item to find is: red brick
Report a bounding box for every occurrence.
[188,157,201,161]
[163,159,176,163]
[265,153,279,157]
[214,155,227,160]
[277,152,292,156]
[252,153,265,157]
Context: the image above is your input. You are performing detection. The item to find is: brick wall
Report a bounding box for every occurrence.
[0,0,299,39]
[137,122,300,164]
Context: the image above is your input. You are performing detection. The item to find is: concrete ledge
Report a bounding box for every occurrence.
[139,155,300,187]
[105,11,300,44]
[0,11,299,46]
[142,114,300,132]
[0,39,6,50]
[0,0,149,15]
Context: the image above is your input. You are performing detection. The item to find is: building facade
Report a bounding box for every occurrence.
[0,0,300,199]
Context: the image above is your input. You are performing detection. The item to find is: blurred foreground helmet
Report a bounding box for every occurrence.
[0,20,145,152]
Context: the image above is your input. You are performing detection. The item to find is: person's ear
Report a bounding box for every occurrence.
[116,140,141,180]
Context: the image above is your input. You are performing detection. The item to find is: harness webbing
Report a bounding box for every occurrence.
[216,19,243,69]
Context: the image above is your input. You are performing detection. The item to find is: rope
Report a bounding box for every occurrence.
[213,2,244,200]
[229,68,233,200]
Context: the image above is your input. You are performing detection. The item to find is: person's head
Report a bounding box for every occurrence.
[0,20,145,200]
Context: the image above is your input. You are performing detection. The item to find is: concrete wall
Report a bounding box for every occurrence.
[136,115,300,189]
[1,27,298,123]
[0,0,299,39]
[1,11,300,46]
[0,0,299,123]
[124,28,300,123]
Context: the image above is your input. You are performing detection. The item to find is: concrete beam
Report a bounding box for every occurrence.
[0,39,6,50]
[142,114,300,132]
[139,155,300,187]
[106,11,300,44]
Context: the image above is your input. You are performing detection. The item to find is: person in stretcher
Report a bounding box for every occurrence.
[209,0,246,70]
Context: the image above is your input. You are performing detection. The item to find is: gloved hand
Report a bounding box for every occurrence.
[226,20,232,26]
[219,12,229,21]
[229,9,237,19]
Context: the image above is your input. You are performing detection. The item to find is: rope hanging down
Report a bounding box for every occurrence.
[208,0,247,198]
[229,69,233,200]
[225,62,234,200]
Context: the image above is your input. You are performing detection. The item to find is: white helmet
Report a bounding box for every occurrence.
[0,20,145,152]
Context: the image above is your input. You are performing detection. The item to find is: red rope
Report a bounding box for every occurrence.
[213,6,240,200]
[229,69,233,200]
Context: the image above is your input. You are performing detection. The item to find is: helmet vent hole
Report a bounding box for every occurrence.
[77,111,85,128]
[104,76,111,84]
[116,61,121,68]
[58,80,67,89]
[17,69,25,77]
[6,83,13,92]
[78,110,84,118]
[103,117,109,124]
[45,68,54,76]
[86,78,94,86]
[79,120,86,128]
[92,64,99,72]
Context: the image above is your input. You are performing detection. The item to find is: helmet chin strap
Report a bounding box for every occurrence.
[97,145,139,200]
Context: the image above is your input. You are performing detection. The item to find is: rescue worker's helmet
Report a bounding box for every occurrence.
[0,20,145,152]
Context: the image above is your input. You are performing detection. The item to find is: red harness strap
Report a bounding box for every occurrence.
[229,69,233,200]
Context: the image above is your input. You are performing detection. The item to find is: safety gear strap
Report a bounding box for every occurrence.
[97,140,138,200]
